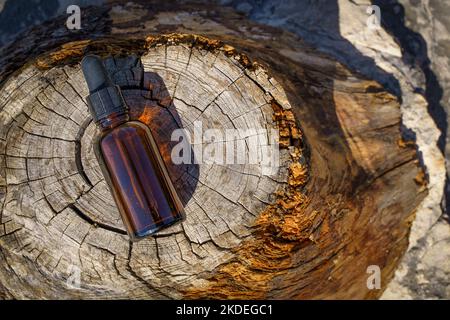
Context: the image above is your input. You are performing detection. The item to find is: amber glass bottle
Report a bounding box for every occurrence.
[81,55,185,240]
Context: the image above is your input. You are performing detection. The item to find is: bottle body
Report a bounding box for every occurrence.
[94,116,185,240]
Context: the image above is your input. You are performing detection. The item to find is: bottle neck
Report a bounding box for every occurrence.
[96,111,130,131]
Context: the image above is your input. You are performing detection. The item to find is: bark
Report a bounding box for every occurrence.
[0,1,427,299]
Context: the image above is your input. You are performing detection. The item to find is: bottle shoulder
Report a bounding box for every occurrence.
[123,120,151,130]
[98,120,151,143]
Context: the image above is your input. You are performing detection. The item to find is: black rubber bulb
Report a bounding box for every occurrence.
[81,55,113,93]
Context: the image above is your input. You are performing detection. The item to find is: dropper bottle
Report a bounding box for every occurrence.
[81,55,185,240]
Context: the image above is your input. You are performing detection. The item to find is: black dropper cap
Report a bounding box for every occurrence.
[81,55,128,122]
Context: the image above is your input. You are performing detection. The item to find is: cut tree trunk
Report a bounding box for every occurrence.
[0,1,427,299]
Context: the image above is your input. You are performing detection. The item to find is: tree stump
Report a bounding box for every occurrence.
[0,2,427,299]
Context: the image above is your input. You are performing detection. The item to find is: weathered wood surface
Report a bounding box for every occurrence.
[0,2,427,299]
